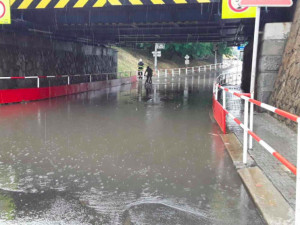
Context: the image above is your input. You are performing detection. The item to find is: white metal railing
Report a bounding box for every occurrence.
[0,70,137,88]
[213,76,300,224]
[156,63,223,78]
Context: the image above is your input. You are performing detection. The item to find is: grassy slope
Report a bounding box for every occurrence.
[113,47,210,73]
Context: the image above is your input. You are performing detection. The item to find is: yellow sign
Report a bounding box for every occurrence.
[0,0,10,24]
[222,0,256,19]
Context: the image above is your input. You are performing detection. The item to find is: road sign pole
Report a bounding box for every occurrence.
[249,6,261,150]
[154,43,158,72]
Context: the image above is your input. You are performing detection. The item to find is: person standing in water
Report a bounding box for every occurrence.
[144,66,153,84]
[138,59,144,79]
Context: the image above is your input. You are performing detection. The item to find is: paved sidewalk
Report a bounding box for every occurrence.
[224,85,297,209]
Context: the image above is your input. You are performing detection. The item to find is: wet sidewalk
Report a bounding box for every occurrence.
[224,86,297,209]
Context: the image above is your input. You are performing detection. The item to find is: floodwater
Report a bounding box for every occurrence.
[0,73,264,224]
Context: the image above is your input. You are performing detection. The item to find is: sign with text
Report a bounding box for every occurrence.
[222,0,256,19]
[156,43,165,49]
[0,0,10,24]
[240,0,293,7]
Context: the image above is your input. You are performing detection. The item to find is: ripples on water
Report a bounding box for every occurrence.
[0,75,264,224]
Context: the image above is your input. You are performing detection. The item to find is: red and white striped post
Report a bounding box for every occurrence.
[243,101,249,164]
[297,120,300,225]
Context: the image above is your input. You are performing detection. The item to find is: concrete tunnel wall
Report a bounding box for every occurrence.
[0,33,118,90]
[270,0,300,130]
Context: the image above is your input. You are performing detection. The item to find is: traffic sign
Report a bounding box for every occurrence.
[240,0,293,7]
[185,60,190,65]
[0,0,10,24]
[222,0,256,19]
[156,43,165,50]
[238,46,245,50]
[152,51,161,57]
[185,55,190,60]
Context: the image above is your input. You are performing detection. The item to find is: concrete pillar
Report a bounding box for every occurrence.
[256,23,291,105]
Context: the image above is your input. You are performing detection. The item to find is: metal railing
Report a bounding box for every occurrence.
[0,70,137,88]
[155,63,223,78]
[213,75,300,224]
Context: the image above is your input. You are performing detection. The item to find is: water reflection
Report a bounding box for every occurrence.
[0,75,264,224]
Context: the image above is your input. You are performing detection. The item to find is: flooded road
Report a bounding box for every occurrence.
[0,73,264,224]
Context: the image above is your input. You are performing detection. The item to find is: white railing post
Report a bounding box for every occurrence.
[210,65,212,70]
[243,100,249,164]
[215,84,219,101]
[179,68,181,75]
[249,92,254,149]
[106,74,109,81]
[205,66,207,71]
[165,69,167,78]
[296,121,300,225]
[192,67,194,73]
[67,76,70,85]
[198,66,201,73]
[37,77,40,88]
[89,74,92,83]
[186,68,187,75]
[223,89,226,109]
[172,69,174,77]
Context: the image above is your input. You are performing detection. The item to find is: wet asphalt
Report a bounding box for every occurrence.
[0,73,265,224]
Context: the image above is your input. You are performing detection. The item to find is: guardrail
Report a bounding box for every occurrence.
[156,63,224,78]
[0,71,137,88]
[213,74,300,224]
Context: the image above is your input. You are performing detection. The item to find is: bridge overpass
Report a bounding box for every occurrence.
[4,0,294,45]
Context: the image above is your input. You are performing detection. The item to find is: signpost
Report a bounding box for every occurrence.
[0,0,10,25]
[185,55,190,66]
[153,43,165,71]
[239,0,296,223]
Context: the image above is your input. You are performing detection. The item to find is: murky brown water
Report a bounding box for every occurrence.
[0,74,264,224]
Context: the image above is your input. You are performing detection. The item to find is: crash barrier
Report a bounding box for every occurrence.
[0,72,137,104]
[156,63,223,78]
[213,76,300,223]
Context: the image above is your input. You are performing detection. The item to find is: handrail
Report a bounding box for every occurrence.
[213,77,300,224]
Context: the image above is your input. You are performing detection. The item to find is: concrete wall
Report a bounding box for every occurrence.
[270,0,300,130]
[256,23,291,105]
[0,33,118,89]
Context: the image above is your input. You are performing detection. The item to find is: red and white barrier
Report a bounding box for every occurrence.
[214,80,300,223]
[218,84,300,122]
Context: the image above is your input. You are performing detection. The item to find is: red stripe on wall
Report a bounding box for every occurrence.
[0,76,137,104]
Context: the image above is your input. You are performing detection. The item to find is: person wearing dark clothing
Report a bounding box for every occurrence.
[138,59,144,79]
[144,66,153,84]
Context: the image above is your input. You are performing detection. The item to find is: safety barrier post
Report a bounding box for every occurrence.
[157,70,160,78]
[192,67,194,73]
[106,74,109,81]
[198,66,201,73]
[186,68,188,75]
[67,76,70,85]
[210,65,212,70]
[215,84,219,101]
[165,69,167,78]
[89,74,92,83]
[243,100,249,164]
[37,77,40,88]
[296,121,300,225]
[223,89,226,110]
[172,69,174,77]
[179,68,181,75]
